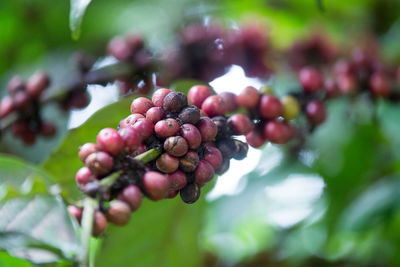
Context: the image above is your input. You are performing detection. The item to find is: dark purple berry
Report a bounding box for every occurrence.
[180,183,200,204]
[203,146,223,170]
[40,121,57,137]
[232,139,249,160]
[178,105,200,125]
[215,159,230,175]
[163,92,188,113]
[194,160,215,186]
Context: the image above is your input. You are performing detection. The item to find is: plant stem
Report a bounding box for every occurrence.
[134,147,162,163]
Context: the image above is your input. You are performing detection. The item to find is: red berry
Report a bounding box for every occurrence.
[166,170,187,191]
[203,146,223,170]
[107,36,132,60]
[117,185,142,211]
[146,107,165,123]
[194,160,215,185]
[131,118,154,140]
[306,100,326,126]
[246,130,266,148]
[164,136,189,157]
[26,71,50,97]
[188,85,213,108]
[334,59,354,75]
[85,151,114,176]
[196,117,217,142]
[236,86,260,109]
[118,127,141,153]
[299,67,323,93]
[219,92,238,112]
[130,97,153,115]
[369,72,390,98]
[75,166,95,186]
[201,95,227,117]
[97,128,124,156]
[21,129,36,145]
[40,121,57,137]
[93,211,107,236]
[227,114,254,135]
[67,205,82,222]
[180,124,202,149]
[106,200,131,226]
[142,171,169,201]
[152,88,173,107]
[179,151,199,172]
[259,95,283,119]
[0,96,14,119]
[154,118,179,139]
[79,143,100,163]
[163,92,188,113]
[336,73,357,95]
[12,121,29,137]
[324,79,339,98]
[264,121,295,144]
[119,113,145,129]
[156,153,179,173]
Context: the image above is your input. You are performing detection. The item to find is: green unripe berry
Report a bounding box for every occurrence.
[281,95,300,120]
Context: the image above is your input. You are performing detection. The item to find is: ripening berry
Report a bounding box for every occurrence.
[67,205,82,223]
[259,85,274,95]
[299,66,323,93]
[335,73,357,95]
[166,170,187,191]
[156,153,179,173]
[369,72,391,98]
[306,100,326,126]
[164,136,189,157]
[118,127,141,153]
[13,90,29,109]
[201,95,227,117]
[180,183,200,204]
[165,190,179,199]
[97,128,124,156]
[203,146,223,170]
[215,159,230,175]
[79,143,100,163]
[40,121,57,137]
[126,34,144,52]
[0,96,14,119]
[117,185,142,211]
[227,114,254,135]
[142,171,169,200]
[334,59,354,75]
[130,97,153,115]
[146,107,165,123]
[21,129,36,145]
[232,139,249,160]
[68,92,90,109]
[154,118,180,139]
[180,124,202,149]
[259,95,283,119]
[196,117,217,142]
[188,85,213,108]
[106,200,131,226]
[179,151,199,172]
[178,105,200,125]
[264,121,295,144]
[152,88,173,107]
[246,129,266,148]
[119,113,145,129]
[7,76,24,95]
[236,86,260,109]
[26,71,50,97]
[324,79,339,98]
[131,118,154,140]
[93,211,107,236]
[85,151,114,176]
[75,166,95,185]
[107,36,132,60]
[281,95,300,120]
[219,92,238,113]
[194,160,215,185]
[163,92,188,113]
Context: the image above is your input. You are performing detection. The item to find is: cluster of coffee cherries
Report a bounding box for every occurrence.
[0,72,57,145]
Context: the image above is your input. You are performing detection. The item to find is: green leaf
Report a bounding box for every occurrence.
[69,0,93,40]
[0,252,31,267]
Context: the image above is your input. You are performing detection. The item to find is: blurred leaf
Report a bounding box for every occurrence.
[170,79,209,94]
[69,0,93,40]
[0,252,31,267]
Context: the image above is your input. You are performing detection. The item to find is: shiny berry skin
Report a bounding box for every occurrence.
[118,127,141,153]
[212,116,232,139]
[264,121,295,144]
[236,86,260,109]
[13,91,29,109]
[107,36,132,60]
[142,171,169,201]
[130,97,153,115]
[194,160,215,185]
[179,151,199,172]
[119,113,145,129]
[180,183,200,204]
[75,166,95,185]
[97,128,124,156]
[201,95,227,117]
[178,105,200,125]
[0,96,14,119]
[227,114,254,135]
[188,85,213,108]
[40,121,57,137]
[163,92,188,113]
[180,124,202,149]
[67,205,82,222]
[26,71,50,97]
[93,211,107,236]
[281,95,300,120]
[146,107,165,123]
[232,139,249,160]
[216,138,235,158]
[117,185,142,211]
[156,153,179,173]
[106,200,131,226]
[7,76,24,95]
[246,130,266,148]
[203,146,223,170]
[85,151,114,176]
[306,100,326,126]
[164,136,188,157]
[196,117,217,142]
[131,118,154,140]
[219,92,238,113]
[369,72,390,98]
[79,143,100,163]
[299,66,323,93]
[259,94,283,120]
[152,88,173,107]
[166,170,187,191]
[154,118,180,138]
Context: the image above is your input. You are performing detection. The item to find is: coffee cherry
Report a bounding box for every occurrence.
[13,90,29,109]
[281,95,300,120]
[131,118,154,140]
[216,138,235,158]
[164,136,188,157]
[130,97,153,115]
[196,117,217,142]
[324,79,339,98]
[152,88,173,107]
[232,139,249,160]
[106,200,131,226]
[264,121,295,144]
[40,121,57,137]
[75,166,95,186]
[334,59,354,75]
[85,151,114,176]
[163,92,188,113]
[118,127,141,153]
[194,160,215,185]
[369,72,390,98]
[215,159,230,175]
[12,121,28,137]
[146,107,165,123]
[26,71,50,97]
[219,92,238,113]
[201,95,227,117]
[299,66,323,93]
[107,36,132,60]
[166,170,187,191]
[154,118,179,138]
[246,129,266,148]
[117,185,142,211]
[178,105,200,125]
[236,86,260,109]
[203,146,223,170]
[21,129,36,145]
[142,171,169,200]
[0,96,14,119]
[67,205,82,222]
[180,183,200,204]
[180,124,202,149]
[188,85,213,108]
[259,85,274,95]
[131,143,147,157]
[97,128,124,156]
[336,73,357,95]
[306,100,326,126]
[179,151,199,172]
[259,95,283,119]
[156,153,179,173]
[79,143,100,163]
[227,114,253,135]
[119,113,145,129]
[7,76,24,95]
[93,211,108,236]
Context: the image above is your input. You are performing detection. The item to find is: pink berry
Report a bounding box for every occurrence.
[306,100,326,126]
[166,170,187,191]
[152,88,173,107]
[236,86,260,109]
[130,97,153,115]
[117,185,142,211]
[259,95,283,119]
[75,166,95,185]
[26,71,50,97]
[188,85,213,108]
[203,146,223,170]
[119,127,141,153]
[7,76,24,95]
[97,128,124,156]
[107,36,132,60]
[227,114,254,135]
[0,96,14,119]
[194,160,215,185]
[219,91,238,112]
[106,200,131,226]
[131,118,154,140]
[79,143,100,163]
[67,205,82,222]
[154,118,180,139]
[145,107,165,123]
[196,117,217,142]
[180,124,202,149]
[201,95,227,117]
[369,72,390,98]
[85,151,114,176]
[13,90,29,109]
[119,113,145,129]
[142,171,169,201]
[336,73,357,95]
[299,66,323,93]
[93,211,107,236]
